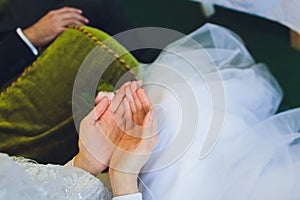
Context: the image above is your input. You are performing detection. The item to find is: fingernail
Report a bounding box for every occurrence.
[97,92,103,98]
[102,96,108,102]
[125,87,133,101]
[107,92,115,101]
[137,80,143,87]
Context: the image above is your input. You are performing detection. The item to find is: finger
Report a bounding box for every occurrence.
[131,82,146,125]
[136,80,143,87]
[60,18,86,27]
[142,109,158,138]
[55,6,83,14]
[127,81,144,125]
[116,81,132,94]
[95,92,114,104]
[59,12,89,24]
[136,88,151,113]
[126,87,138,123]
[130,81,138,92]
[132,88,145,125]
[114,98,125,123]
[123,98,134,130]
[86,97,110,121]
[113,110,126,131]
[111,82,131,113]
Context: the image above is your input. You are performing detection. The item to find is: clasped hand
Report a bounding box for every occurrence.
[74,81,158,195]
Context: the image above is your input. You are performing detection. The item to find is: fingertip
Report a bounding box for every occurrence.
[118,81,131,92]
[137,80,143,87]
[107,92,115,102]
[130,81,138,92]
[83,17,89,24]
[137,87,151,106]
[95,92,103,103]
[71,7,83,13]
[136,88,144,101]
[96,92,114,103]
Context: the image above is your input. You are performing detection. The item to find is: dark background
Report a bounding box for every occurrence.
[122,0,300,111]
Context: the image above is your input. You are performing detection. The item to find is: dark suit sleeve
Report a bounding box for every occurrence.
[0,31,37,86]
[56,0,131,35]
[56,0,148,61]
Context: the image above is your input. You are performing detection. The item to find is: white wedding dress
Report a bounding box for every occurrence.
[135,23,300,200]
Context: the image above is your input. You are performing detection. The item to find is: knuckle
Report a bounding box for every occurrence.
[70,13,76,18]
[54,27,63,34]
[47,11,54,16]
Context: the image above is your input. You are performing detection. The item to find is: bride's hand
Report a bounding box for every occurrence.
[109,83,158,196]
[74,83,131,175]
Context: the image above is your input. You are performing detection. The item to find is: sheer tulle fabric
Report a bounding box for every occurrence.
[137,24,300,200]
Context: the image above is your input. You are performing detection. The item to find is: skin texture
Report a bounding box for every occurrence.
[110,82,158,196]
[74,81,158,197]
[23,7,89,47]
[74,82,130,175]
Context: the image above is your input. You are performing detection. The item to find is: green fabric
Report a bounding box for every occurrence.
[0,0,7,13]
[0,26,139,164]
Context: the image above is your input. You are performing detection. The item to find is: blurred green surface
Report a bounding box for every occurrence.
[123,0,300,110]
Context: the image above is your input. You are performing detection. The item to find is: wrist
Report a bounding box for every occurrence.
[23,26,41,47]
[109,169,139,197]
[74,151,107,176]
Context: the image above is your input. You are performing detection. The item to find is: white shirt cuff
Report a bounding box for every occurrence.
[112,193,142,200]
[16,27,38,56]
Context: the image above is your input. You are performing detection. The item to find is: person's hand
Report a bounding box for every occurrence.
[74,82,136,175]
[23,7,89,47]
[74,96,111,176]
[109,82,158,197]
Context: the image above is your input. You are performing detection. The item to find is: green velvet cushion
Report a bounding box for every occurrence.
[0,25,139,164]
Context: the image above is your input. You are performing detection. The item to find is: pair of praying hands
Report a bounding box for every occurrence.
[74,81,158,196]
